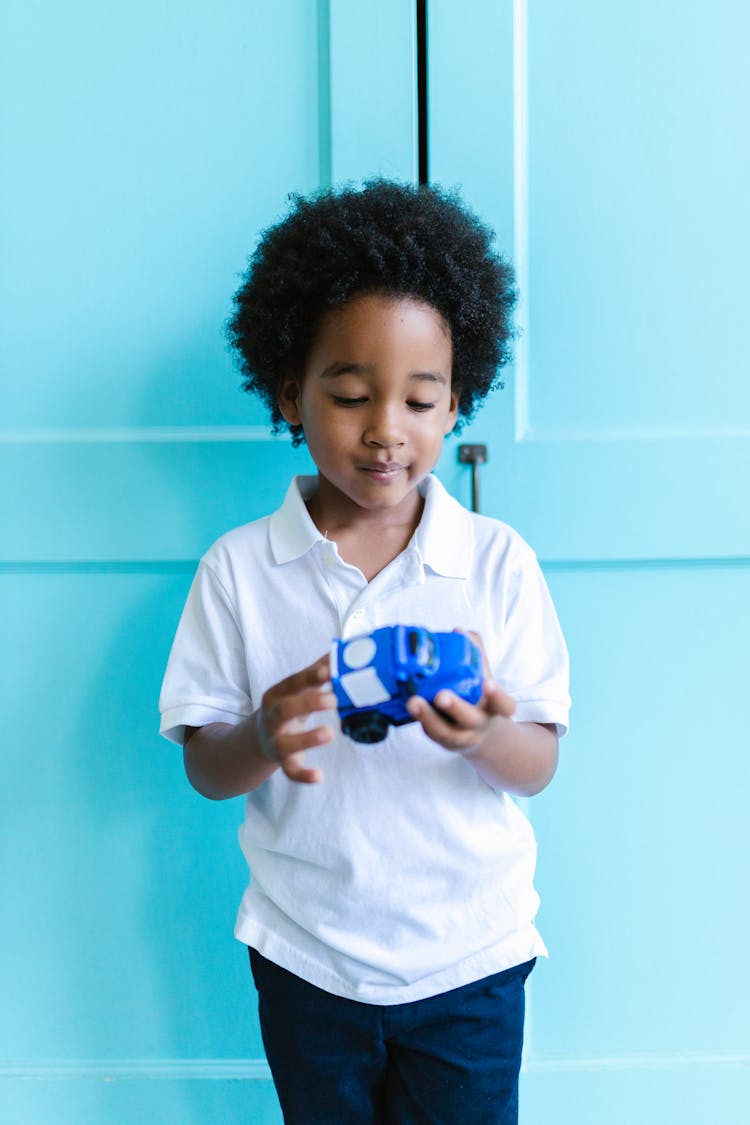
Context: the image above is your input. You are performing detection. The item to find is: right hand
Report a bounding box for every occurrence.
[257,653,337,784]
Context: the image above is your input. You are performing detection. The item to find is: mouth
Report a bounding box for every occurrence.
[359,462,406,482]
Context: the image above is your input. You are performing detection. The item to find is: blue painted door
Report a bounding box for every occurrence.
[4,1,748,1122]
[1,2,416,1121]
[430,2,750,1122]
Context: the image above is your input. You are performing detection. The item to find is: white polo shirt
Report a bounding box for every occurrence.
[160,474,570,1004]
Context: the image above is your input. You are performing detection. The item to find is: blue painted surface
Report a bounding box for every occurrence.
[2,570,256,1057]
[1,1,419,1121]
[0,1074,283,1125]
[430,2,750,1122]
[524,0,750,436]
[0,0,324,432]
[534,563,750,1054]
[328,0,417,183]
[3,1,749,1122]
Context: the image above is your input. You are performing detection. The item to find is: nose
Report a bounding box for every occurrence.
[363,402,405,448]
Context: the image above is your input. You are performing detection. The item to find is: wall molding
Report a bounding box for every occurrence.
[523,1049,750,1073]
[1,1050,747,1081]
[542,555,750,572]
[2,423,748,446]
[0,561,199,574]
[0,1059,272,1082]
[0,427,285,444]
[523,423,750,444]
[1,557,746,576]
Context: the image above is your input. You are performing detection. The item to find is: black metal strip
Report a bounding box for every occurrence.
[416,0,429,183]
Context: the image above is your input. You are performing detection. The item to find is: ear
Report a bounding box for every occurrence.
[278,375,303,426]
[444,388,460,435]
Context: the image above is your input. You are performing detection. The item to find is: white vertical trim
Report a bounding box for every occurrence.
[513,0,530,443]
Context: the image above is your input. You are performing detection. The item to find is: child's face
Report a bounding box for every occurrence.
[279,294,459,521]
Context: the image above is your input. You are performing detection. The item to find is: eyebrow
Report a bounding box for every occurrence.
[319,362,446,385]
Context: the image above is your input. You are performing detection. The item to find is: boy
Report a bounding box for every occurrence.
[160,180,569,1124]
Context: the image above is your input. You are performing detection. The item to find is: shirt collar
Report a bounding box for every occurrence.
[414,474,474,578]
[268,476,326,564]
[268,473,474,576]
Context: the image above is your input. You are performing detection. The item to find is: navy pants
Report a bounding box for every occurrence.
[249,948,535,1125]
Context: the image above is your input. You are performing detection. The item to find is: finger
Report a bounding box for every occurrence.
[269,653,331,701]
[274,722,334,759]
[280,749,324,785]
[406,696,482,752]
[482,679,516,718]
[266,688,338,730]
[274,724,333,783]
[432,690,489,731]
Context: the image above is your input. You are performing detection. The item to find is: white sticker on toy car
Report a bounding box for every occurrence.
[339,667,391,708]
[342,637,377,669]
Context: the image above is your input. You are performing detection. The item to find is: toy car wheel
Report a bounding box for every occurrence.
[341,711,390,744]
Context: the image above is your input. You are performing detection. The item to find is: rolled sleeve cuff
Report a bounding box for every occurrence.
[511,700,570,738]
[159,702,251,745]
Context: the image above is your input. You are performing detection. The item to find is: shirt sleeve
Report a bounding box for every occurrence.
[496,542,571,737]
[158,559,254,745]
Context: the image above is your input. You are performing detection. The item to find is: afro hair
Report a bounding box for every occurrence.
[226,179,517,445]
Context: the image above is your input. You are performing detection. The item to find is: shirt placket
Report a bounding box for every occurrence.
[319,543,425,638]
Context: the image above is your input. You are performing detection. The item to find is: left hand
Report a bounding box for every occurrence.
[406,677,516,754]
[407,632,559,794]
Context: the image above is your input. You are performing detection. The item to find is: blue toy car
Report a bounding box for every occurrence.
[330,625,483,743]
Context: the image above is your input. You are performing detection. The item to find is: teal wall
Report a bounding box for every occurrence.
[430,2,750,1121]
[2,2,748,1122]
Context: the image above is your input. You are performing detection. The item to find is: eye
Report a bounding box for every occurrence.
[407,401,436,412]
[332,395,368,407]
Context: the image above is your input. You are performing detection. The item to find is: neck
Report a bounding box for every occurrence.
[306,481,425,539]
[305,482,425,581]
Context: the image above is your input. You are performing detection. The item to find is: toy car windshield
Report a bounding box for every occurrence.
[331,625,483,744]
